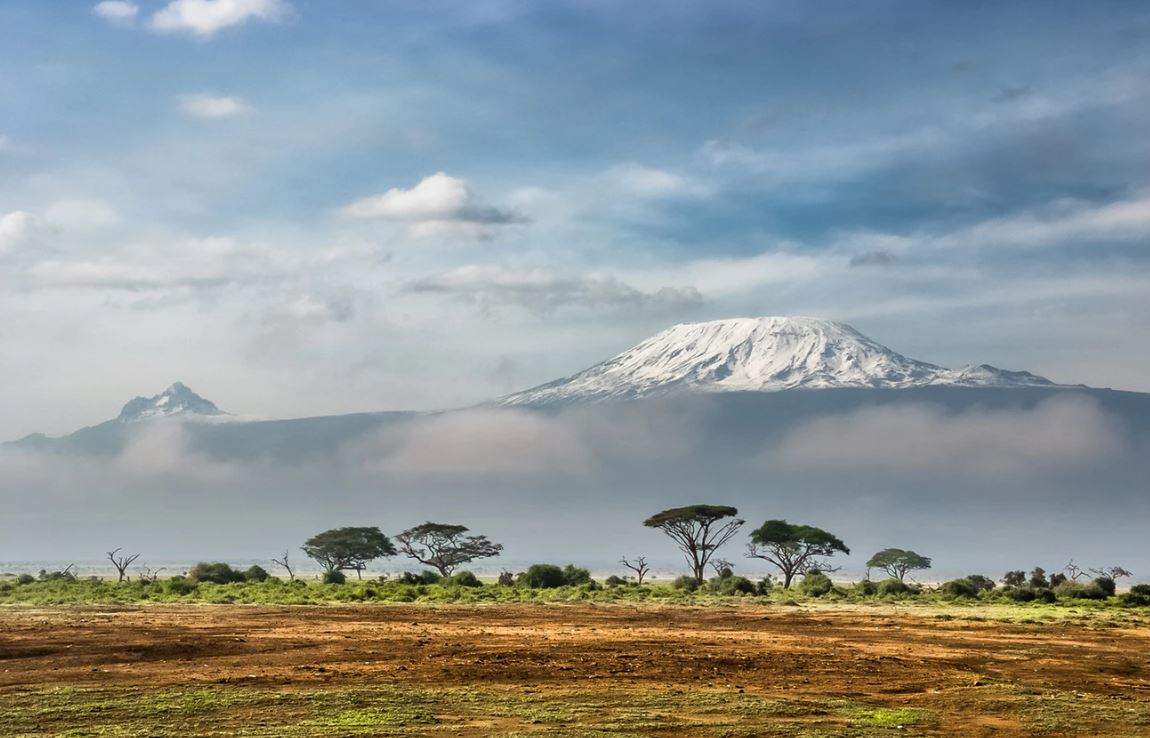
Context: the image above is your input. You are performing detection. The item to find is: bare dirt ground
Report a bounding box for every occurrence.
[1,602,1149,736]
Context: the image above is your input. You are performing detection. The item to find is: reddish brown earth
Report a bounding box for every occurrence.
[1,603,1148,736]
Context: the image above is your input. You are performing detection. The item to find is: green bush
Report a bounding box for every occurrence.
[447,571,482,587]
[519,564,567,589]
[164,576,197,595]
[322,570,346,584]
[799,571,833,597]
[399,570,442,585]
[517,564,591,588]
[188,562,246,584]
[940,578,980,598]
[1004,586,1036,602]
[877,579,912,596]
[756,578,774,595]
[604,575,628,587]
[965,574,996,592]
[497,571,515,586]
[244,565,270,583]
[562,564,592,586]
[1121,584,1150,606]
[712,575,755,595]
[1093,576,1116,597]
[1054,581,1106,600]
[855,579,879,596]
[16,573,35,585]
[672,575,699,592]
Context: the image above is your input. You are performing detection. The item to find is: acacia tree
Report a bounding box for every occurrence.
[745,520,850,588]
[866,548,931,583]
[620,555,650,585]
[106,548,141,583]
[643,505,744,584]
[302,527,396,579]
[394,523,502,577]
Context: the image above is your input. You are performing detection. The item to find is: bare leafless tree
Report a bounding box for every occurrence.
[271,550,296,581]
[1089,565,1133,582]
[106,548,140,583]
[1063,560,1085,581]
[136,565,165,585]
[620,555,650,585]
[710,558,735,577]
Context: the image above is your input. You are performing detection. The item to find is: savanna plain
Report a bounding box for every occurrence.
[2,586,1149,737]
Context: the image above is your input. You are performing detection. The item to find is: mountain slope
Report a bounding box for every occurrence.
[500,317,1054,406]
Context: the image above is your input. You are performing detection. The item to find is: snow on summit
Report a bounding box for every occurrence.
[500,317,1054,406]
[116,382,226,422]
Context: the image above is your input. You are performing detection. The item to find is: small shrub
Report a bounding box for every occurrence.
[16,573,35,585]
[965,575,996,592]
[243,565,270,583]
[164,576,197,595]
[399,570,441,585]
[878,579,912,596]
[562,564,592,586]
[447,571,482,587]
[1121,584,1150,606]
[799,571,833,597]
[941,578,980,598]
[1054,581,1106,600]
[713,575,755,595]
[672,575,699,592]
[855,579,879,596]
[1004,586,1036,602]
[188,562,245,584]
[519,564,567,589]
[756,578,774,595]
[1093,576,1116,598]
[497,571,515,586]
[322,570,346,584]
[604,575,628,587]
[1002,571,1026,587]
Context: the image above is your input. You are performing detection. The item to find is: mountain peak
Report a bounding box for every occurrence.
[116,382,225,422]
[500,316,1054,406]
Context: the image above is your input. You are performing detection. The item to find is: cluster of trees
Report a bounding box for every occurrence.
[52,506,1134,600]
[639,504,932,589]
[295,522,504,583]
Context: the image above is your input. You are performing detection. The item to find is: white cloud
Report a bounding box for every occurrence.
[0,211,40,256]
[150,0,290,39]
[342,172,522,240]
[605,163,712,198]
[178,93,252,119]
[771,395,1124,475]
[92,1,139,24]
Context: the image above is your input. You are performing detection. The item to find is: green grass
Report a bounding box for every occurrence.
[0,684,951,737]
[0,575,1147,623]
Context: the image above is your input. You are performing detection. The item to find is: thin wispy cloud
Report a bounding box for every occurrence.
[92,1,139,25]
[150,0,291,39]
[178,93,253,119]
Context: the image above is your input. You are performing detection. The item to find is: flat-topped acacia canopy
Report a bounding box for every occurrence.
[643,505,739,527]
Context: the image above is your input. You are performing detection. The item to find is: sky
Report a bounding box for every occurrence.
[3,0,1150,440]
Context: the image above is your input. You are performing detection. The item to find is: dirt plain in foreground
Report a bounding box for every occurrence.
[1,602,1148,736]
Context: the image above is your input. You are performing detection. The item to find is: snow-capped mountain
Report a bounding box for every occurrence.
[500,317,1054,406]
[116,382,226,422]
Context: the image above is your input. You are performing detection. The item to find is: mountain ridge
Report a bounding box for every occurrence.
[499,316,1056,406]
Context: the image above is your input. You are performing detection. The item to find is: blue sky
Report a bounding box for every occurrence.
[2,0,1149,437]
